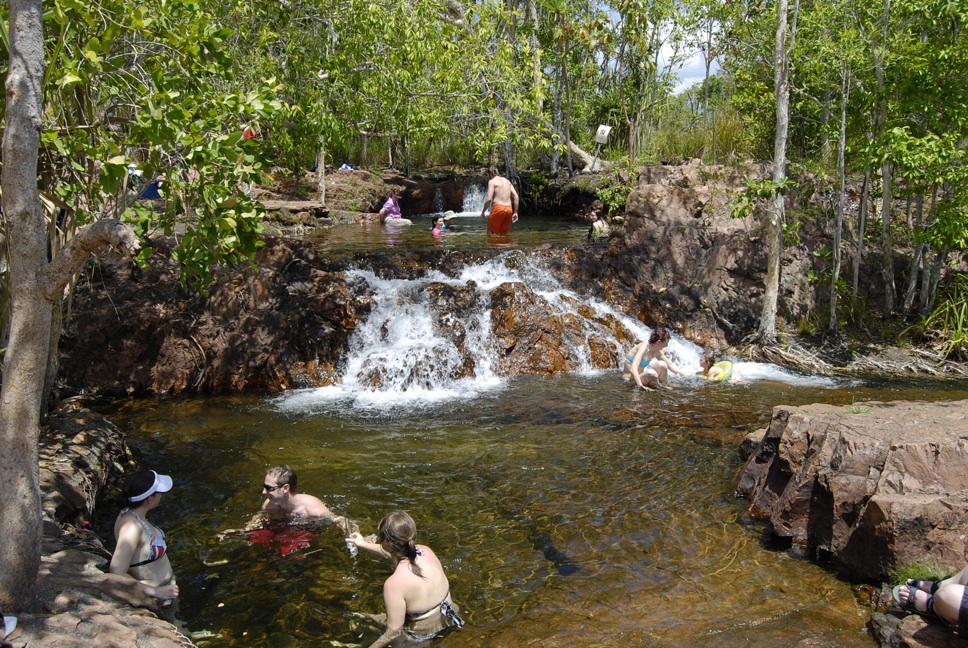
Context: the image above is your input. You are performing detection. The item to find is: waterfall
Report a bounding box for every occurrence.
[431,187,445,213]
[276,253,707,412]
[461,184,487,214]
[275,253,837,413]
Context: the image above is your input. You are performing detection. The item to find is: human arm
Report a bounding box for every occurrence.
[510,184,519,223]
[629,345,653,390]
[367,580,407,648]
[657,350,690,376]
[346,532,391,558]
[109,522,179,600]
[480,180,495,220]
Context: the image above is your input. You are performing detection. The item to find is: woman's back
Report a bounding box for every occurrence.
[391,545,451,615]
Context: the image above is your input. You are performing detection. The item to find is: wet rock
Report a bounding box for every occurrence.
[737,400,968,582]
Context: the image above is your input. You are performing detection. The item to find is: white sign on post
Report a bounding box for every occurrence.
[594,125,612,144]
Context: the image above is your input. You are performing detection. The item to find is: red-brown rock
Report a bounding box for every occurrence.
[738,400,968,582]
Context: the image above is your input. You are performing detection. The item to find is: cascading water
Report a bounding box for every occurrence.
[276,253,837,413]
[460,184,487,214]
[431,187,446,213]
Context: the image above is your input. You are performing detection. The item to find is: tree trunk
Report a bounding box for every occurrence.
[828,72,848,334]
[551,64,562,177]
[901,192,924,312]
[1,1,143,610]
[561,36,573,177]
[880,160,896,313]
[757,0,796,344]
[316,135,326,205]
[527,0,542,115]
[852,164,870,297]
[874,0,895,314]
[0,0,48,611]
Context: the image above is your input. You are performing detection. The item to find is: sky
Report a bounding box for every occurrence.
[668,46,721,94]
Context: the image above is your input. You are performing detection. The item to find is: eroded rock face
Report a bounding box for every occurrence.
[737,400,968,581]
[594,160,831,346]
[60,236,360,397]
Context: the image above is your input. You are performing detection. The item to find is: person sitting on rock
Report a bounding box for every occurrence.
[109,469,179,605]
[893,565,968,634]
[623,326,689,390]
[379,187,412,225]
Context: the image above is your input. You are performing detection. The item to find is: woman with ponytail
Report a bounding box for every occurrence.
[347,511,463,647]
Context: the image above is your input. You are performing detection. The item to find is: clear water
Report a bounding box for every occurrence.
[304,213,591,252]
[96,374,968,647]
[92,247,968,647]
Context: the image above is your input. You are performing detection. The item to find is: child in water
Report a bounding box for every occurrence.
[698,351,742,382]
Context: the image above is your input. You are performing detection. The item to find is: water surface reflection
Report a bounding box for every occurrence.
[99,374,968,646]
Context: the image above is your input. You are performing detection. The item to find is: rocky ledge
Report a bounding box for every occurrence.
[738,399,968,646]
[3,407,193,648]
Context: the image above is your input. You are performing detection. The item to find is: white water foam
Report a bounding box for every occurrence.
[461,184,486,214]
[274,254,839,413]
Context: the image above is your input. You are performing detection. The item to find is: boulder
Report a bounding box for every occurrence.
[737,400,968,581]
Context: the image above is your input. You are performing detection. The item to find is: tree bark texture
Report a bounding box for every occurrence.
[757,0,794,344]
[0,0,48,612]
[875,0,895,313]
[851,165,870,297]
[0,0,142,611]
[828,73,848,334]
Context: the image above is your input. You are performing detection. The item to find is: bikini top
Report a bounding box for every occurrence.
[402,549,464,628]
[120,508,167,567]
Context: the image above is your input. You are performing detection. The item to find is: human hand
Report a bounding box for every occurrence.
[512,213,519,222]
[346,532,364,546]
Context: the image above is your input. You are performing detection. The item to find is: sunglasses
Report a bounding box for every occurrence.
[263,483,281,493]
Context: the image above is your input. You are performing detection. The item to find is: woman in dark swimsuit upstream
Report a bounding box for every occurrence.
[347,511,463,647]
[110,470,179,605]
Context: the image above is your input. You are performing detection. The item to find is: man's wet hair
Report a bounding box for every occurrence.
[267,465,297,491]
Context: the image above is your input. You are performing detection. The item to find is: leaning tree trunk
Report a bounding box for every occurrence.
[1,0,142,611]
[0,0,49,611]
[757,0,796,344]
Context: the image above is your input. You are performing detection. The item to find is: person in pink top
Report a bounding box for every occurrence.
[379,187,411,225]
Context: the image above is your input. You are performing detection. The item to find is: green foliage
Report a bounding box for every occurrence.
[529,171,549,196]
[7,0,289,291]
[914,273,968,360]
[728,177,795,219]
[595,177,633,215]
[893,563,954,587]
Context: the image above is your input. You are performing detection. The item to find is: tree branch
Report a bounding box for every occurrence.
[41,219,141,300]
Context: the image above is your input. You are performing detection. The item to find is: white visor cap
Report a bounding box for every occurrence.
[128,470,173,502]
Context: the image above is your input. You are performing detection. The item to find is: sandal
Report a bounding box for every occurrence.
[893,585,938,617]
[906,578,940,594]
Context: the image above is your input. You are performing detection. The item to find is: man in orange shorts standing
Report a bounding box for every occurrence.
[480,167,519,235]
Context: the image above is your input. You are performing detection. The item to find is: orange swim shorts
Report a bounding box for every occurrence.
[487,203,514,235]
